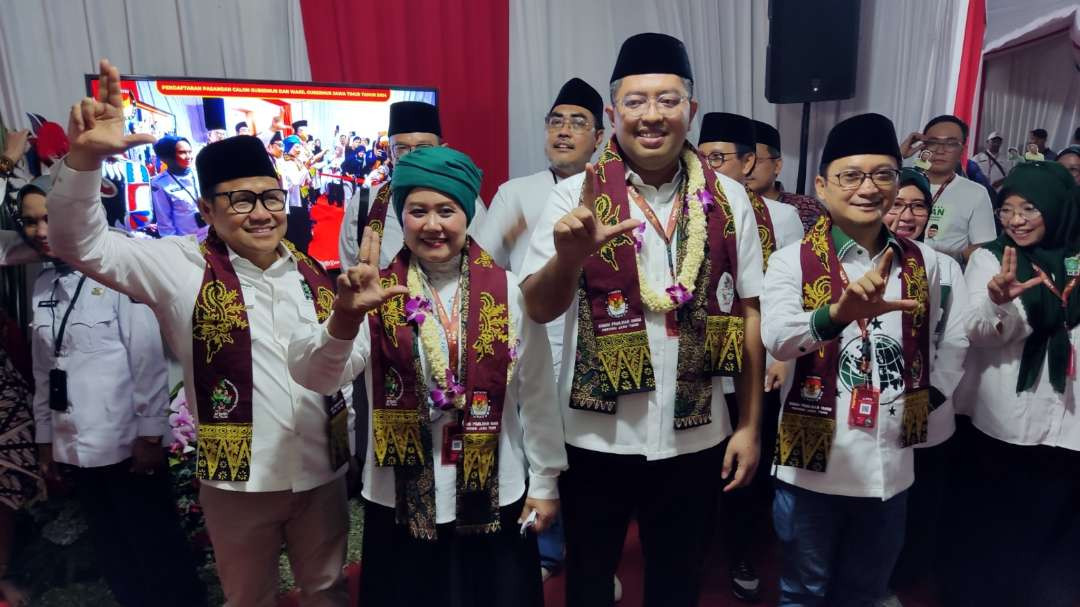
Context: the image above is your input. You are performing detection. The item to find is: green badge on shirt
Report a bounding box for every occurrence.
[1066,255,1080,277]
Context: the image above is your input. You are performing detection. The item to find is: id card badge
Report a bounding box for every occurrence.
[442,422,463,465]
[848,384,880,429]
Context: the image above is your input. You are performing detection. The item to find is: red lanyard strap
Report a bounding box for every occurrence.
[428,281,462,370]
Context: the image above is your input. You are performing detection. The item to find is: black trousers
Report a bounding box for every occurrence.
[561,443,725,607]
[62,458,206,607]
[890,436,949,590]
[360,497,542,607]
[721,391,780,562]
[940,422,1080,607]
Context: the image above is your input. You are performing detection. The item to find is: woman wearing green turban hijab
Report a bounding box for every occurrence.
[946,161,1080,606]
[324,146,567,607]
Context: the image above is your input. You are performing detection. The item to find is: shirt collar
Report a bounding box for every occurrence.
[625,163,685,193]
[225,240,293,272]
[830,223,900,259]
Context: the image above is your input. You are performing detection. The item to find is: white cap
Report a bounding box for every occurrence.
[987,131,1002,140]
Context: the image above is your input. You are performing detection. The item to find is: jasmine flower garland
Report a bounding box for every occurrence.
[407,256,466,410]
[634,146,708,312]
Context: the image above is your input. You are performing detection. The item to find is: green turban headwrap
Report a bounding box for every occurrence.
[391,146,483,225]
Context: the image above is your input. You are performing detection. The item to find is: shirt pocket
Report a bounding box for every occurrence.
[66,295,118,354]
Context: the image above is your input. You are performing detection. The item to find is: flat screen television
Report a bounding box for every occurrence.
[86,74,438,270]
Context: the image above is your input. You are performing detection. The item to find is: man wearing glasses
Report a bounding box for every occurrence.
[900,115,996,264]
[46,60,360,606]
[521,33,765,607]
[338,100,488,269]
[762,113,963,606]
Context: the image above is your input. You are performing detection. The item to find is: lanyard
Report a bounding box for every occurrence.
[51,275,88,359]
[837,264,876,382]
[168,171,200,205]
[928,173,956,215]
[627,183,682,280]
[427,279,462,373]
[1030,263,1079,310]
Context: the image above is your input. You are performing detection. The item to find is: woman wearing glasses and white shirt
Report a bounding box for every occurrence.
[947,161,1080,607]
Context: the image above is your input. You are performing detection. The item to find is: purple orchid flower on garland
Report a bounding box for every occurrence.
[405,296,432,324]
[699,188,715,213]
[633,222,647,253]
[431,370,466,410]
[665,283,693,306]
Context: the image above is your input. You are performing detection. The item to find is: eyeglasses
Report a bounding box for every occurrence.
[392,143,435,157]
[214,189,288,213]
[706,151,737,168]
[545,115,594,133]
[886,201,929,218]
[832,168,900,190]
[996,207,1042,222]
[617,94,688,117]
[923,138,963,151]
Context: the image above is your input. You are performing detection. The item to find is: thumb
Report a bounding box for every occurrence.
[383,285,410,300]
[883,298,919,313]
[1016,276,1043,293]
[605,217,641,239]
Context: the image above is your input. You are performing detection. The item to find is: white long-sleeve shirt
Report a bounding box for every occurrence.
[31,266,169,467]
[46,161,354,492]
[519,168,765,460]
[956,248,1080,451]
[923,252,969,446]
[288,261,568,523]
[762,228,965,499]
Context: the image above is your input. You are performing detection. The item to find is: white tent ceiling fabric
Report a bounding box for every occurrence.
[977,2,1080,153]
[0,0,310,137]
[508,0,965,193]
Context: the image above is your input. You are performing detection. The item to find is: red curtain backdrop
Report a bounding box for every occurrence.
[952,0,987,130]
[299,0,509,204]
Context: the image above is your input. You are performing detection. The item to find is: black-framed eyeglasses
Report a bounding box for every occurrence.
[706,151,736,168]
[923,138,963,151]
[832,168,900,190]
[392,143,436,157]
[886,201,929,218]
[214,189,288,213]
[545,115,594,133]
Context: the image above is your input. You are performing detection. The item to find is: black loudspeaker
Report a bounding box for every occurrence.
[765,0,861,104]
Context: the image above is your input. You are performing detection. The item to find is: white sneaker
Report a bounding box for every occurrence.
[614,574,623,602]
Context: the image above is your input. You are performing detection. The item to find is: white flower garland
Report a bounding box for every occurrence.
[407,257,466,410]
[634,147,709,313]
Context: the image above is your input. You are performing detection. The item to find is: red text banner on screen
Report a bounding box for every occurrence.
[153,80,391,102]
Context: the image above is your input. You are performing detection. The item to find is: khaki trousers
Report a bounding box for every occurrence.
[199,477,349,607]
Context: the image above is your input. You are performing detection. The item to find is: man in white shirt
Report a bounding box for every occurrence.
[520,33,765,607]
[19,176,206,607]
[900,115,997,264]
[972,130,1013,189]
[48,60,355,607]
[762,113,965,606]
[473,76,605,582]
[338,101,487,269]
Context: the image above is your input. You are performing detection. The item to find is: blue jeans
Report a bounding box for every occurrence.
[537,511,565,570]
[773,481,908,607]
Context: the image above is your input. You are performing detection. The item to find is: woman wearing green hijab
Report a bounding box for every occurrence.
[947,161,1080,606]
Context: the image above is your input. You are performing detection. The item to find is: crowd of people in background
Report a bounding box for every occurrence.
[0,30,1078,607]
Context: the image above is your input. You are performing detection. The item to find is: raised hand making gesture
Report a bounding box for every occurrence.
[829,249,920,325]
[66,59,156,171]
[328,227,410,339]
[987,246,1042,305]
[552,163,640,263]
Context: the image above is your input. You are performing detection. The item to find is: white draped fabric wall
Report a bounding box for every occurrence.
[977,6,1080,153]
[509,0,965,193]
[0,0,310,135]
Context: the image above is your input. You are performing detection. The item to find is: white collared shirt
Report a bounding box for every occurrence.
[924,175,997,263]
[924,252,969,446]
[338,181,489,270]
[474,168,566,375]
[519,167,765,460]
[287,263,568,524]
[956,249,1080,451]
[47,162,354,492]
[762,234,966,499]
[31,267,170,467]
